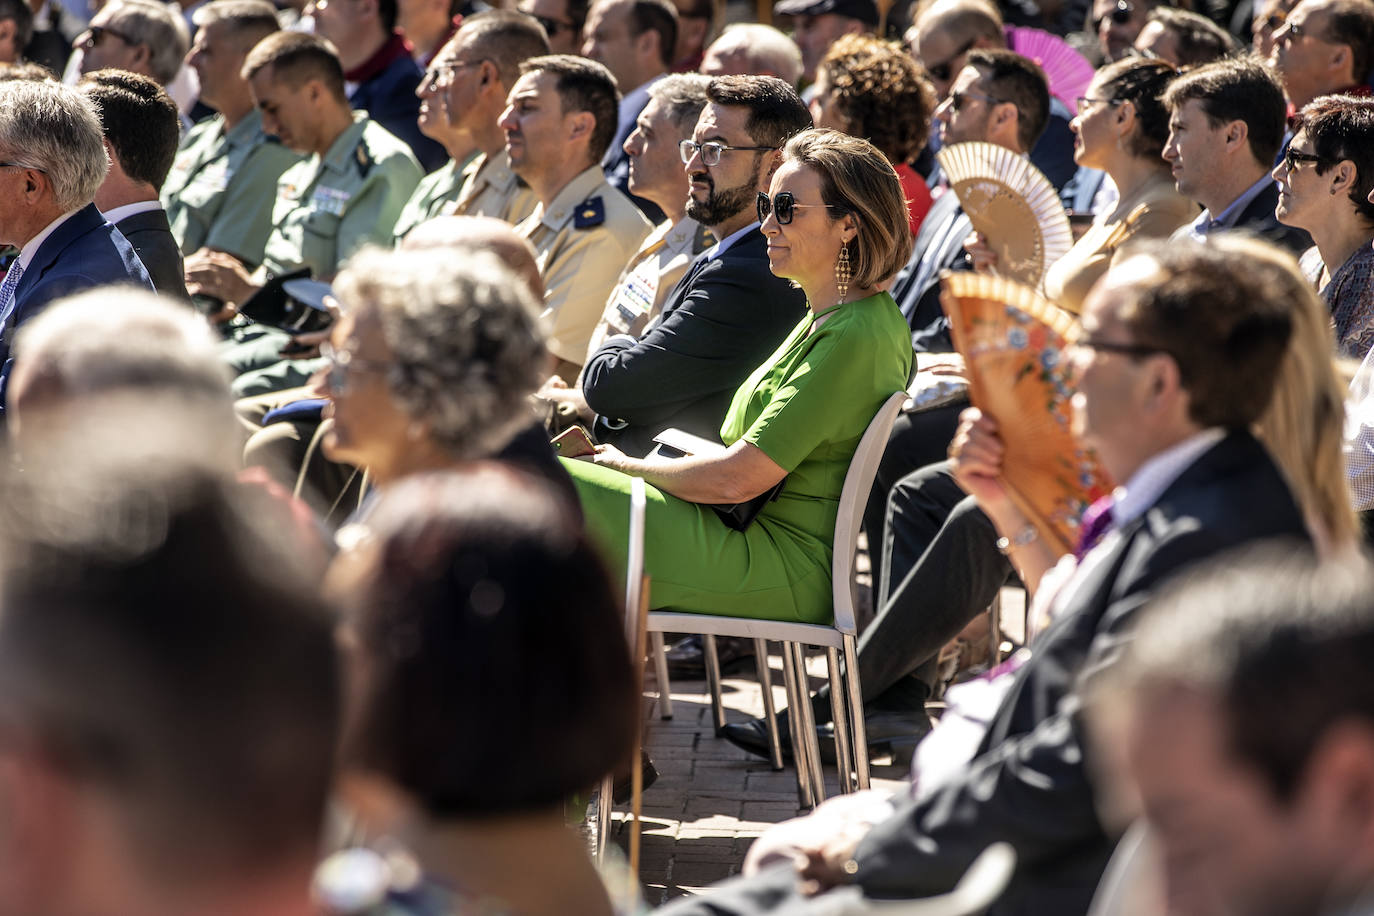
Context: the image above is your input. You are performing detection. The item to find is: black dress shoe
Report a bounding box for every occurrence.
[611,749,659,804]
[663,635,757,679]
[721,717,793,761]
[723,708,932,767]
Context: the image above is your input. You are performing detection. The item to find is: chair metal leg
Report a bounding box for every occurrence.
[779,642,813,808]
[842,634,870,789]
[988,592,1003,664]
[753,639,785,770]
[596,773,613,862]
[650,631,672,719]
[789,643,826,806]
[703,634,727,734]
[825,646,855,794]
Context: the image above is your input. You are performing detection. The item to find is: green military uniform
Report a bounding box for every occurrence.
[260,112,423,278]
[443,150,537,224]
[161,109,304,264]
[515,165,652,369]
[390,150,478,244]
[226,114,423,397]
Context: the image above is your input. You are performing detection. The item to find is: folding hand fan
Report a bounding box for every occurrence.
[1007,27,1095,110]
[940,270,1114,556]
[937,141,1073,291]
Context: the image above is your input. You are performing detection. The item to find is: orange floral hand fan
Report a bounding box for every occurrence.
[941,271,1114,556]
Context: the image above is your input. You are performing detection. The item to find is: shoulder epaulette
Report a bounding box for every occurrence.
[355,142,374,178]
[574,196,605,229]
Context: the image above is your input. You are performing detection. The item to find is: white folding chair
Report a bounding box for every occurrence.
[648,391,910,807]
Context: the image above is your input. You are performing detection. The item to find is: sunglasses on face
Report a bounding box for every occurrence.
[1093,0,1135,30]
[530,13,574,36]
[947,89,1004,113]
[81,24,136,49]
[925,37,977,82]
[1281,147,1326,171]
[756,191,848,225]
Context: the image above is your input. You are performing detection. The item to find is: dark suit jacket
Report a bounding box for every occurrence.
[851,431,1308,915]
[0,203,154,410]
[891,190,970,353]
[116,208,189,301]
[1228,180,1313,255]
[349,54,447,173]
[582,229,808,457]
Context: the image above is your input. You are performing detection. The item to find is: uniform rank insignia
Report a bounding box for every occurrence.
[574,196,605,228]
[355,144,374,178]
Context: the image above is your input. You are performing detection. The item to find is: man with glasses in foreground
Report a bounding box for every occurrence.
[665,237,1309,916]
[392,10,547,240]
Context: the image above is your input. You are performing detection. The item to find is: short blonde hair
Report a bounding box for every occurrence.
[780,128,912,289]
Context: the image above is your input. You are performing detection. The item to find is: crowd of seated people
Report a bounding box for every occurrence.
[5,0,1374,911]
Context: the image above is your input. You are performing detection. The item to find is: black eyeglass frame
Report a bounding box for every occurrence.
[1280,147,1328,171]
[925,36,978,82]
[756,191,849,226]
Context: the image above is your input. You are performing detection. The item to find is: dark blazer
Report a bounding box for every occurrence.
[1229,180,1313,255]
[116,208,189,301]
[891,189,970,354]
[583,229,808,457]
[851,431,1309,915]
[0,203,154,410]
[349,54,447,173]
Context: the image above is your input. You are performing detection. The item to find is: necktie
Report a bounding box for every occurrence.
[1074,495,1116,561]
[0,261,25,329]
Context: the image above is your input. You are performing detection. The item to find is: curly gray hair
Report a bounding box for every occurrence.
[333,247,548,459]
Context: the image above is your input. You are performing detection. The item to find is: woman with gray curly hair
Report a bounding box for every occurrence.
[315,245,569,499]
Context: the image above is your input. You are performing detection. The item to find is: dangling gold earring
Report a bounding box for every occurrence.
[835,242,852,303]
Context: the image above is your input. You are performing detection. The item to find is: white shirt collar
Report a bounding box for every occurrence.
[101,200,162,224]
[1111,427,1228,526]
[701,220,759,260]
[16,207,83,273]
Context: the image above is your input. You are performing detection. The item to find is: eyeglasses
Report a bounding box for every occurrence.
[924,36,977,82]
[1093,0,1135,29]
[1281,147,1326,171]
[947,89,1005,113]
[530,13,575,36]
[756,191,848,225]
[421,59,483,87]
[1071,336,1168,359]
[1074,95,1122,113]
[0,161,42,172]
[320,342,389,393]
[80,24,136,50]
[679,139,777,167]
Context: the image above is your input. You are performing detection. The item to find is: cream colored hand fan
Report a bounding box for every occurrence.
[937,141,1073,291]
[940,270,1113,556]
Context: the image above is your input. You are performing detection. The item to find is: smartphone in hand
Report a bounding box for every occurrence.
[552,425,596,458]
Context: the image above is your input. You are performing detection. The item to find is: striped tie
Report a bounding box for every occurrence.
[0,261,24,329]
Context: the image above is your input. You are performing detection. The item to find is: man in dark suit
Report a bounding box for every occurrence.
[662,236,1309,916]
[582,74,811,458]
[1163,56,1312,253]
[0,80,154,414]
[79,70,189,301]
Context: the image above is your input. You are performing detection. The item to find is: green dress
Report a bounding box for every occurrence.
[564,291,913,624]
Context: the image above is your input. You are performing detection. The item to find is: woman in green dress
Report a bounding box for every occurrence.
[564,128,915,624]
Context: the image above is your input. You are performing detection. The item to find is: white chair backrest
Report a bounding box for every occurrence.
[832,390,909,635]
[625,476,647,644]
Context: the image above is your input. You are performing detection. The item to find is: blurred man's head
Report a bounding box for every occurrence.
[623,72,709,218]
[1133,6,1235,66]
[910,0,1005,99]
[0,0,33,65]
[309,0,393,71]
[580,0,676,92]
[78,70,181,211]
[1092,0,1158,61]
[1270,0,1374,109]
[668,0,712,68]
[516,0,588,53]
[187,0,280,126]
[77,0,190,85]
[1106,550,1374,916]
[774,0,877,83]
[699,23,803,85]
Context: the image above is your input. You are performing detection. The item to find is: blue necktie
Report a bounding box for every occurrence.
[0,261,25,330]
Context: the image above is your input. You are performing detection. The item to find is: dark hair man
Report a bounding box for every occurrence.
[0,79,153,418]
[673,236,1311,916]
[499,53,653,379]
[0,0,33,65]
[75,0,189,86]
[517,0,589,54]
[79,70,189,300]
[393,9,549,240]
[310,0,447,169]
[1106,551,1374,916]
[1163,57,1312,253]
[1271,0,1374,112]
[1092,0,1160,60]
[162,0,301,271]
[774,0,875,85]
[1133,6,1236,66]
[583,0,679,221]
[0,435,337,916]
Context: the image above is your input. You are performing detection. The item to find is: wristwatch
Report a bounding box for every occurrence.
[995,523,1039,555]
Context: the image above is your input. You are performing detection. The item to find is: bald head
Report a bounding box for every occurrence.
[699,24,803,86]
[400,216,545,300]
[913,0,1005,97]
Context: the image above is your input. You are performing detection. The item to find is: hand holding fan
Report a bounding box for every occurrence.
[940,270,1113,556]
[937,141,1073,291]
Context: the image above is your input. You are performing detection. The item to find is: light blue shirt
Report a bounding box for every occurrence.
[1179,175,1274,242]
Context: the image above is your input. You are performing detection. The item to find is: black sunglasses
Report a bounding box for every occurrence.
[1093,0,1135,29]
[1072,335,1167,359]
[81,24,137,49]
[948,89,1005,112]
[925,36,977,82]
[1281,147,1326,171]
[530,13,574,36]
[756,191,847,225]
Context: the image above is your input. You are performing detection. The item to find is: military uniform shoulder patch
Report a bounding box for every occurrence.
[574,196,605,229]
[693,223,716,254]
[355,143,374,178]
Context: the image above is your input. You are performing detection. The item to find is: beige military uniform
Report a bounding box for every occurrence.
[515,165,652,366]
[391,151,478,244]
[260,113,423,279]
[580,216,714,364]
[160,109,304,264]
[442,150,537,224]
